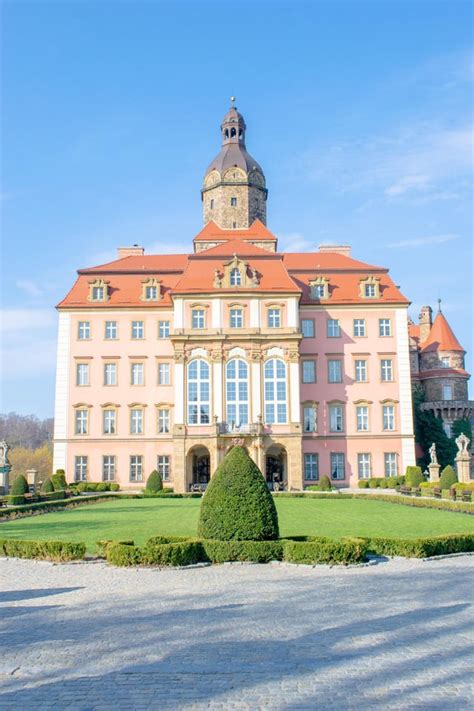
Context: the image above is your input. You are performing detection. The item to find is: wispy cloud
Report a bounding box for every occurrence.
[387,234,459,249]
[278,232,314,252]
[16,280,44,297]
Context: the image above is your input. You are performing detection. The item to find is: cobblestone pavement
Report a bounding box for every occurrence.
[0,556,473,710]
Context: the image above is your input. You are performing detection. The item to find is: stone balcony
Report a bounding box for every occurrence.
[419,400,474,420]
[216,422,263,437]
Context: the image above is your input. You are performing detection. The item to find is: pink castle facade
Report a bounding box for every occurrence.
[53,103,416,491]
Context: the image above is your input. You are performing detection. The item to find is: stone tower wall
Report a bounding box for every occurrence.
[203,183,266,228]
[423,377,468,402]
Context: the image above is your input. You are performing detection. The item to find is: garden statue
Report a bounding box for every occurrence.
[0,440,12,494]
[427,441,440,483]
[429,442,438,465]
[455,432,471,484]
[455,432,470,455]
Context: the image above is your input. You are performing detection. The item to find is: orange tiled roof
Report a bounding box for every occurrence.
[417,368,469,378]
[80,254,188,274]
[193,219,277,242]
[421,312,465,353]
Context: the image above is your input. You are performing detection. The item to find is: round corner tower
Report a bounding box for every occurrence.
[201,99,268,229]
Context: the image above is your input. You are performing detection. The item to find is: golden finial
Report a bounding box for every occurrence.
[230,96,236,107]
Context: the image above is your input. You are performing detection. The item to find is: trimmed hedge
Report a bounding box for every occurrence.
[202,539,284,563]
[319,475,332,491]
[40,477,54,494]
[283,537,368,565]
[142,541,204,566]
[405,466,424,487]
[0,538,86,562]
[0,493,128,520]
[146,470,163,493]
[51,470,67,491]
[366,534,474,558]
[439,465,458,490]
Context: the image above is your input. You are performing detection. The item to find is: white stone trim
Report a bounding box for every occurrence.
[190,347,208,359]
[228,346,246,359]
[395,309,416,470]
[53,313,71,471]
[287,297,298,327]
[250,300,260,328]
[213,361,223,421]
[173,298,184,329]
[401,438,416,471]
[211,299,221,328]
[251,361,261,421]
[290,361,301,423]
[174,362,184,423]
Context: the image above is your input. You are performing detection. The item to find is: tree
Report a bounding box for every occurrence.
[9,444,53,482]
[414,408,457,471]
[198,446,279,541]
[0,412,53,449]
[146,470,163,493]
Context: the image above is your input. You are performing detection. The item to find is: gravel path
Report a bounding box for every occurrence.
[0,556,473,710]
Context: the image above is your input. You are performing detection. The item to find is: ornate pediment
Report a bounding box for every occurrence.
[308,275,330,300]
[215,254,260,289]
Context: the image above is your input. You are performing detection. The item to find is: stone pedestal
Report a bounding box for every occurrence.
[26,469,39,490]
[428,462,440,483]
[455,454,472,484]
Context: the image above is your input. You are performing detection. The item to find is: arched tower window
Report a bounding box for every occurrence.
[187,360,210,424]
[230,127,236,137]
[230,268,241,286]
[264,359,287,424]
[226,359,249,426]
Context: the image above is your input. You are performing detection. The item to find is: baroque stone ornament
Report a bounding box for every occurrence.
[232,437,246,447]
[0,440,10,467]
[455,433,470,455]
[429,442,438,465]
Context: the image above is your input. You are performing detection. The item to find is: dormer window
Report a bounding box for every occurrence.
[140,278,161,302]
[360,276,381,299]
[230,268,241,286]
[88,278,109,302]
[309,276,329,300]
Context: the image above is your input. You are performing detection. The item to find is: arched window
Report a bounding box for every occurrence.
[226,359,249,426]
[231,127,236,137]
[264,358,287,424]
[230,267,241,286]
[187,360,210,424]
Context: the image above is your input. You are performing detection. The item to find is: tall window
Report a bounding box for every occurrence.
[302,360,316,383]
[188,359,210,424]
[158,408,170,434]
[130,455,143,482]
[157,455,170,481]
[329,404,343,432]
[131,320,144,339]
[230,268,241,286]
[158,321,170,339]
[158,363,171,385]
[104,363,117,386]
[355,359,367,382]
[330,452,345,480]
[303,405,317,432]
[75,409,88,435]
[301,319,314,338]
[76,363,89,386]
[304,453,319,480]
[358,453,371,479]
[267,308,281,328]
[353,319,366,337]
[442,384,453,400]
[103,409,116,435]
[327,319,340,337]
[264,358,287,424]
[145,285,158,300]
[226,359,249,426]
[381,359,393,381]
[384,453,398,477]
[230,308,243,328]
[103,455,116,481]
[78,321,90,340]
[383,404,395,431]
[356,405,369,431]
[74,456,88,482]
[131,363,144,385]
[379,319,391,337]
[130,408,144,434]
[105,321,117,340]
[192,309,205,329]
[328,359,342,383]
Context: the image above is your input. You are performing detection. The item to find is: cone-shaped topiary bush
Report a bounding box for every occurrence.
[319,475,332,491]
[439,465,457,490]
[51,470,67,490]
[11,474,29,496]
[41,477,54,494]
[146,470,163,493]
[405,466,423,487]
[198,446,279,541]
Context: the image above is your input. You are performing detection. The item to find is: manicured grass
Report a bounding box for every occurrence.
[1,497,473,553]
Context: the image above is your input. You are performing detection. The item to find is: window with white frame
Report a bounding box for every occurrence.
[158,408,170,434]
[353,319,366,337]
[230,268,241,286]
[355,359,367,382]
[103,409,116,435]
[329,404,344,432]
[267,308,281,328]
[301,319,315,338]
[364,283,376,298]
[264,358,287,424]
[78,321,90,340]
[75,409,88,435]
[131,320,144,339]
[187,359,210,424]
[158,320,170,339]
[102,455,116,481]
[303,405,317,432]
[145,285,158,301]
[358,453,371,479]
[330,452,345,479]
[328,359,342,383]
[92,285,105,301]
[192,309,205,329]
[130,455,143,482]
[104,363,117,386]
[327,319,340,337]
[356,405,369,431]
[379,318,391,337]
[158,362,171,385]
[226,359,249,426]
[130,408,144,434]
[157,455,171,481]
[74,455,88,482]
[76,363,89,386]
[441,356,450,368]
[230,308,243,328]
[442,384,453,400]
[302,360,316,383]
[312,284,326,299]
[304,453,319,480]
[105,321,117,340]
[381,359,393,382]
[383,404,395,431]
[131,363,144,386]
[384,452,398,477]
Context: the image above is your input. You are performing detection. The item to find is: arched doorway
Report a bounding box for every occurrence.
[187,446,211,491]
[265,445,287,491]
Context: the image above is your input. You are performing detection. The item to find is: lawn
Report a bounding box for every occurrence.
[1,497,473,553]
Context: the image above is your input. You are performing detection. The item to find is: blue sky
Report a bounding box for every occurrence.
[1,0,472,418]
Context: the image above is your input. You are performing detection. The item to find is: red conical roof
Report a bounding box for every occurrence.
[421,312,465,352]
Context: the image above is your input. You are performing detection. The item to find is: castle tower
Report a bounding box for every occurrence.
[201,99,267,229]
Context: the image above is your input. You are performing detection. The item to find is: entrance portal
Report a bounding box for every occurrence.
[190,446,210,487]
[266,446,287,491]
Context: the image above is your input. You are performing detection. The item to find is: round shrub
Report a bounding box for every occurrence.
[51,470,67,491]
[405,466,423,487]
[379,479,389,489]
[319,475,331,491]
[198,446,279,541]
[369,478,379,489]
[40,477,54,494]
[96,482,108,492]
[358,480,369,489]
[439,465,457,490]
[77,481,88,493]
[146,470,163,493]
[11,474,29,496]
[387,477,398,489]
[110,482,120,491]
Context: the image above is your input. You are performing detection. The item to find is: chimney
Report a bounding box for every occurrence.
[117,245,145,259]
[419,305,433,343]
[318,244,352,257]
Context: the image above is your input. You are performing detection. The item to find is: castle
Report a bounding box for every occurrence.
[52,102,470,490]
